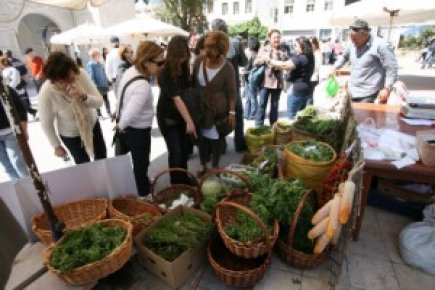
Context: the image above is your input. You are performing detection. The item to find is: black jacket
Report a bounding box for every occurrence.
[0,85,27,130]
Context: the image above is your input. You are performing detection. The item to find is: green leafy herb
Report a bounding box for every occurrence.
[50,223,126,274]
[143,212,212,261]
[250,147,278,176]
[287,141,334,162]
[250,126,272,136]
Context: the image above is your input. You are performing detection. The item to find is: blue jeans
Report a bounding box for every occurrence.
[287,91,310,119]
[255,88,281,126]
[161,124,191,184]
[0,132,28,179]
[244,81,258,119]
[117,127,151,196]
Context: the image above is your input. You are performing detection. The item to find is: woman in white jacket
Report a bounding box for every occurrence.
[115,41,164,197]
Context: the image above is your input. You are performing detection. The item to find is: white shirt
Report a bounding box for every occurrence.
[311,50,322,82]
[116,66,154,130]
[105,48,122,81]
[2,67,24,94]
[38,68,103,148]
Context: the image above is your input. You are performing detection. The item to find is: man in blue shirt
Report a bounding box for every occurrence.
[333,19,398,103]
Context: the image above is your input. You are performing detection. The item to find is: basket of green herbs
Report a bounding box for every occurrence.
[215,192,279,259]
[109,197,162,235]
[199,169,253,215]
[293,106,342,150]
[284,140,337,194]
[141,210,212,262]
[245,126,274,153]
[276,189,329,268]
[209,202,272,287]
[45,219,132,286]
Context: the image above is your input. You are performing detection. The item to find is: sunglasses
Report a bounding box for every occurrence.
[150,59,165,67]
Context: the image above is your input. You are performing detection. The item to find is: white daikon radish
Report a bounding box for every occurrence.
[314,233,330,254]
[326,194,341,239]
[331,223,342,245]
[338,180,356,224]
[308,217,329,239]
[312,199,332,225]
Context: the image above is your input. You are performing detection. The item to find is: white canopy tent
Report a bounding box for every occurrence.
[105,14,189,39]
[27,0,106,10]
[330,0,435,30]
[50,22,107,45]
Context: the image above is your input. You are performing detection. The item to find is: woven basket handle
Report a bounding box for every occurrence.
[150,168,200,202]
[199,169,253,194]
[287,190,313,247]
[217,201,272,262]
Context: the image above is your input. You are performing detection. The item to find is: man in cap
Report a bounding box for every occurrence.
[105,36,122,87]
[333,19,398,103]
[211,18,248,152]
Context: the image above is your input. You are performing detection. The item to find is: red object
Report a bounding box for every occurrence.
[26,56,44,78]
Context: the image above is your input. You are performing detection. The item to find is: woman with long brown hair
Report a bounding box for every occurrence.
[157,35,197,184]
[115,41,164,197]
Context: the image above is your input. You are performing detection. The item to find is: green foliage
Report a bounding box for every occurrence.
[143,212,212,261]
[400,26,435,49]
[228,17,268,40]
[250,125,272,136]
[50,224,126,274]
[158,0,207,31]
[250,147,278,176]
[287,141,335,162]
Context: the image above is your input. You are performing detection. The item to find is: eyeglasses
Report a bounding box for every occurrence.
[150,59,165,67]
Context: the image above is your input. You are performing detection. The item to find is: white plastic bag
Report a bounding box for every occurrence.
[399,204,435,276]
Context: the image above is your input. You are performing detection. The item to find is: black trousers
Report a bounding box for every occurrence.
[352,91,379,103]
[198,134,225,168]
[60,121,107,164]
[116,127,151,196]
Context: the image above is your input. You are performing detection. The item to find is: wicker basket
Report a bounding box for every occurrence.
[276,190,328,268]
[292,126,340,152]
[215,193,279,259]
[108,197,162,235]
[208,201,271,288]
[32,198,108,245]
[150,168,200,211]
[273,121,292,145]
[45,219,133,286]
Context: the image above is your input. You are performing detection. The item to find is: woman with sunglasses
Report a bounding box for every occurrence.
[115,41,164,197]
[157,36,197,185]
[39,52,107,164]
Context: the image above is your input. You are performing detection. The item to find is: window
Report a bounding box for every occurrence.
[324,0,333,11]
[234,1,239,14]
[245,0,252,13]
[207,0,214,13]
[284,0,294,14]
[306,0,315,12]
[222,2,228,15]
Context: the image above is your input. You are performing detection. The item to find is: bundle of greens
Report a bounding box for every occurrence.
[250,126,272,136]
[287,141,334,162]
[295,106,340,137]
[50,223,126,274]
[250,147,278,176]
[143,212,212,261]
[200,179,231,214]
[276,120,293,130]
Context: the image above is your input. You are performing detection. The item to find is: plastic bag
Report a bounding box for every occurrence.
[399,210,435,276]
[326,76,340,97]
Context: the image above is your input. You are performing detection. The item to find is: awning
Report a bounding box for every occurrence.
[27,0,106,10]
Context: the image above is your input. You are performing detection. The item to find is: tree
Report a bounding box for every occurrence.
[158,0,209,31]
[228,17,268,40]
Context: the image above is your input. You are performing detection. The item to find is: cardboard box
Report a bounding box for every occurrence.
[134,206,211,289]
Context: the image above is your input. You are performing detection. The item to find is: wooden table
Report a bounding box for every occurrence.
[351,103,435,240]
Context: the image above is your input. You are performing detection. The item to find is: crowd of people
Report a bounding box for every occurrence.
[0,18,400,197]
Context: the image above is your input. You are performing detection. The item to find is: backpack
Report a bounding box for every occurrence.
[248,64,265,89]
